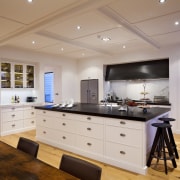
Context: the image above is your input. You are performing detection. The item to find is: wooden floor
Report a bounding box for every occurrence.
[0,130,180,180]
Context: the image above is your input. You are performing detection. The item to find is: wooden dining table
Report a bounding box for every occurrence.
[0,141,79,180]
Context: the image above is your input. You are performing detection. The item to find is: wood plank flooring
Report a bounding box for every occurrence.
[0,130,180,180]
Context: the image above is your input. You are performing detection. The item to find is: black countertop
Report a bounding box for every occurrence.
[35,103,170,122]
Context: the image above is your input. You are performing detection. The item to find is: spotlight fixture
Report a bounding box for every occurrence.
[76,25,81,30]
[101,37,111,42]
[159,0,166,4]
[175,21,179,26]
[27,0,33,3]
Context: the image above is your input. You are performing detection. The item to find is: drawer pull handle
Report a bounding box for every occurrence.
[43,119,46,122]
[87,127,92,131]
[31,112,34,115]
[87,143,92,146]
[12,107,15,110]
[62,123,66,126]
[120,151,126,155]
[12,124,15,127]
[120,133,126,137]
[62,136,66,139]
[12,114,15,117]
[43,131,46,134]
[87,117,91,120]
[43,111,46,114]
[120,121,126,125]
[31,121,35,124]
[62,114,66,117]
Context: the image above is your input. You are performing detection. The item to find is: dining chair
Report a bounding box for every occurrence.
[59,154,102,180]
[17,137,39,158]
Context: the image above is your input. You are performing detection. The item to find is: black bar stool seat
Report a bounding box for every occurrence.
[147,123,177,174]
[159,117,179,159]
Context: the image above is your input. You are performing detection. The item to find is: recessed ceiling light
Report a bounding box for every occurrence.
[175,21,179,26]
[101,37,111,42]
[82,53,85,56]
[32,41,35,44]
[61,48,64,51]
[76,25,81,30]
[27,0,33,3]
[159,0,166,3]
[122,45,126,49]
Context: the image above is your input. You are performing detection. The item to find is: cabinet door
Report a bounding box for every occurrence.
[14,64,23,88]
[26,65,34,88]
[1,63,11,88]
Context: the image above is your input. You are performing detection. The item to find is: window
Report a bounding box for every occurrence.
[44,72,54,103]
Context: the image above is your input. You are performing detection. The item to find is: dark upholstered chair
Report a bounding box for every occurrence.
[59,154,102,180]
[17,137,39,158]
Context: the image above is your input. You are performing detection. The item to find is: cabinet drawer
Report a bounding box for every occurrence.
[105,118,142,129]
[2,120,23,132]
[58,131,76,147]
[24,118,36,127]
[77,121,103,139]
[36,110,60,117]
[2,111,23,122]
[36,126,59,141]
[77,115,104,124]
[105,142,142,166]
[1,106,24,112]
[77,135,103,155]
[24,109,36,119]
[106,126,142,147]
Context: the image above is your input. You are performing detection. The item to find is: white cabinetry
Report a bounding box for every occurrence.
[0,62,35,88]
[36,110,104,161]
[35,109,168,175]
[0,105,36,136]
[104,118,143,171]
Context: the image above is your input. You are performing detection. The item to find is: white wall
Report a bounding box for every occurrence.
[0,46,79,103]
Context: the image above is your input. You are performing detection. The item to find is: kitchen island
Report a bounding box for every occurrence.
[35,103,170,175]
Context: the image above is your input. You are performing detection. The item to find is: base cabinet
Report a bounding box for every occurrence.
[0,105,36,136]
[35,109,168,175]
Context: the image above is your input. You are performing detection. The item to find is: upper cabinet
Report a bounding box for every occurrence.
[26,65,34,88]
[1,62,35,88]
[14,64,23,88]
[1,63,11,88]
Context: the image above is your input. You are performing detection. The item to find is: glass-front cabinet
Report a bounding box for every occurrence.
[26,65,34,88]
[14,64,23,88]
[0,62,35,88]
[1,63,11,88]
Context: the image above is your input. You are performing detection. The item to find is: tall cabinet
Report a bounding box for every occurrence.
[81,79,98,104]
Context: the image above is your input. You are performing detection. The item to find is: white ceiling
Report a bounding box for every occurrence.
[0,0,180,60]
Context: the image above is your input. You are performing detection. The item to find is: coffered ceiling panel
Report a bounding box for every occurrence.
[76,27,141,46]
[152,31,180,47]
[0,17,24,38]
[0,0,79,24]
[37,41,83,55]
[108,0,180,23]
[8,34,60,50]
[135,11,180,36]
[45,10,119,40]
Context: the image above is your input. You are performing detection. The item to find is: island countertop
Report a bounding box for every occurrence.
[35,103,170,122]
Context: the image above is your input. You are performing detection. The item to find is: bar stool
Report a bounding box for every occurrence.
[147,123,177,174]
[159,117,179,159]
